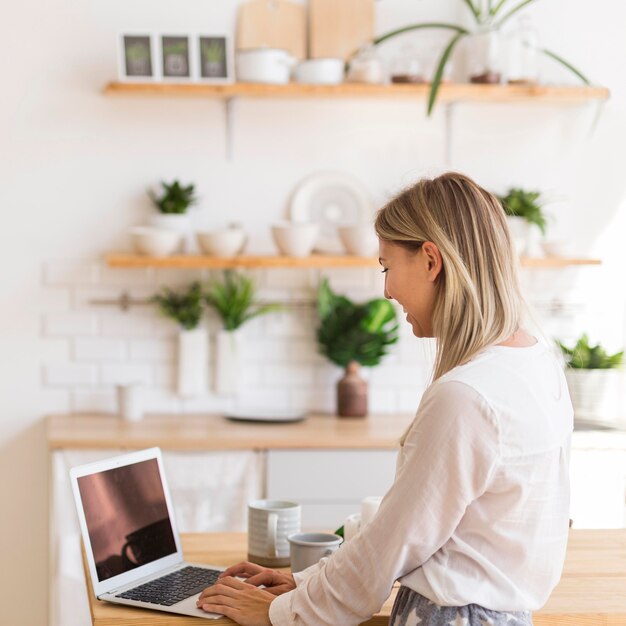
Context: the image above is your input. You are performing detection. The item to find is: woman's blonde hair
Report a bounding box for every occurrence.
[375,171,528,382]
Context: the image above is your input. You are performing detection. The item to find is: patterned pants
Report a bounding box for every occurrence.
[390,586,533,626]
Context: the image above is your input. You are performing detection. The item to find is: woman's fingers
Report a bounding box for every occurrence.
[199,601,240,620]
[219,561,265,579]
[243,572,276,587]
[198,576,252,603]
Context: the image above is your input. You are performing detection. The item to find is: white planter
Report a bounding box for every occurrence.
[215,329,242,395]
[506,215,531,256]
[565,368,625,428]
[177,328,208,397]
[149,213,192,252]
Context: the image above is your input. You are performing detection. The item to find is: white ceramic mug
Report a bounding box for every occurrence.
[288,532,343,573]
[248,500,301,567]
[117,384,144,422]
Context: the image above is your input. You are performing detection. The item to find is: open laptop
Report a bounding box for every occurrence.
[70,447,225,619]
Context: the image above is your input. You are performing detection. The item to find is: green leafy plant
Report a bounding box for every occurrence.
[558,334,624,369]
[370,0,590,115]
[152,282,204,331]
[202,40,224,63]
[498,187,547,234]
[317,278,399,367]
[148,180,197,215]
[204,270,280,331]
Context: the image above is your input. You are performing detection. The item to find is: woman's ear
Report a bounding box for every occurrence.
[421,242,443,281]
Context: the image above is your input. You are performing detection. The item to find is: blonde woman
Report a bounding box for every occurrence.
[197,172,574,626]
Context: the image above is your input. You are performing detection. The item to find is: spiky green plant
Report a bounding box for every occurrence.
[370,0,590,115]
[498,187,547,234]
[558,334,624,369]
[152,282,204,331]
[317,278,399,368]
[204,270,281,331]
[148,180,197,215]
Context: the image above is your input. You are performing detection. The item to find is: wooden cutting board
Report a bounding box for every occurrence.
[309,0,375,60]
[237,0,307,60]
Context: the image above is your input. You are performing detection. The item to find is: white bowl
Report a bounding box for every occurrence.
[338,223,378,257]
[131,227,182,257]
[271,221,319,258]
[294,58,344,85]
[197,229,247,257]
[236,48,296,85]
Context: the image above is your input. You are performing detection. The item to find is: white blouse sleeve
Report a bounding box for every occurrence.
[269,380,501,626]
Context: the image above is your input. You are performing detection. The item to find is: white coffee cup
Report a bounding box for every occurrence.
[288,532,343,573]
[117,384,144,422]
[343,496,383,542]
[248,500,301,567]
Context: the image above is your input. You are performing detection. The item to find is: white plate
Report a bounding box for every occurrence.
[224,409,307,424]
[289,171,373,253]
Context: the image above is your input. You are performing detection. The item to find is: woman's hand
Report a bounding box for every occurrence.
[196,576,274,626]
[219,561,296,596]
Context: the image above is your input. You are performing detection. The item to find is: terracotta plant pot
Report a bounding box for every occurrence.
[337,361,368,418]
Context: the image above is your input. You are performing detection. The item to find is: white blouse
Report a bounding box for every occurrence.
[269,341,574,625]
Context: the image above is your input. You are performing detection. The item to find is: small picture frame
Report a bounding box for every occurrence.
[160,34,193,81]
[118,34,156,81]
[195,35,233,83]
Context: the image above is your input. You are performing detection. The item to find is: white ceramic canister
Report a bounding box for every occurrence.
[294,58,344,85]
[236,48,296,85]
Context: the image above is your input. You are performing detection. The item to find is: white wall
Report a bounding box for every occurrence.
[1,1,626,624]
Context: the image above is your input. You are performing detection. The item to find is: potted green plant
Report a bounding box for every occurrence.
[558,334,624,427]
[498,187,547,255]
[153,282,207,397]
[369,0,590,115]
[204,270,281,394]
[148,180,198,252]
[317,278,399,417]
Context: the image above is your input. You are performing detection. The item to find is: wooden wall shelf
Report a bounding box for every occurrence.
[106,252,602,270]
[104,82,610,104]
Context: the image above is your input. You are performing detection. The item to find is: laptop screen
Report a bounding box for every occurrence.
[77,458,177,582]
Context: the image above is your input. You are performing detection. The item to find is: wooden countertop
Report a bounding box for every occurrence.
[47,414,626,451]
[46,413,413,450]
[84,530,626,626]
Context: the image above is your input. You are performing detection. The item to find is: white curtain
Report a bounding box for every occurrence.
[50,449,264,626]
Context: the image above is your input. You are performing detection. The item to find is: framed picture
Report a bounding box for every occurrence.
[160,34,193,81]
[195,35,233,83]
[118,34,156,81]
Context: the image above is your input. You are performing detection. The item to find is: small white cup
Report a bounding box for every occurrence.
[288,532,343,573]
[117,384,144,422]
[248,500,301,567]
[197,228,247,257]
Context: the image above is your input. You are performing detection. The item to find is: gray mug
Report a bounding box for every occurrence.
[288,532,343,573]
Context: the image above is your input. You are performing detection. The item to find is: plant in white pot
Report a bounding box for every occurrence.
[558,334,624,427]
[316,278,399,418]
[153,282,207,397]
[148,180,197,252]
[498,187,547,256]
[204,271,280,395]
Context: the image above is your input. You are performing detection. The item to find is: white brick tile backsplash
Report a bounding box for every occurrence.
[289,387,334,413]
[40,389,71,413]
[40,339,71,362]
[40,288,71,312]
[369,388,398,414]
[43,261,99,286]
[74,338,126,361]
[140,388,182,413]
[129,338,176,362]
[71,389,118,414]
[261,364,314,387]
[288,339,325,364]
[264,268,318,290]
[44,364,97,386]
[235,388,290,411]
[398,389,426,414]
[245,338,291,362]
[73,285,155,310]
[99,313,157,337]
[181,395,235,414]
[154,268,205,287]
[265,310,315,338]
[100,364,152,385]
[153,364,176,387]
[99,267,154,286]
[44,312,98,336]
[369,365,426,387]
[322,268,374,292]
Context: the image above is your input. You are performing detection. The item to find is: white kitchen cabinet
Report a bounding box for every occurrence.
[266,449,398,529]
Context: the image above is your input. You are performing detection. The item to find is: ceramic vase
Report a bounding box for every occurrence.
[215,329,242,395]
[337,361,368,418]
[565,369,625,428]
[177,327,208,397]
[149,213,192,253]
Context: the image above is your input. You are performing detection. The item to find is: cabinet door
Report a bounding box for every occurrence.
[266,449,398,529]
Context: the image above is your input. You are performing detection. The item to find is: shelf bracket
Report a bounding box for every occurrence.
[224,97,236,160]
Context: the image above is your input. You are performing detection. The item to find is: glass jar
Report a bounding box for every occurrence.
[506,17,539,85]
[465,27,503,84]
[390,45,425,84]
[347,44,386,84]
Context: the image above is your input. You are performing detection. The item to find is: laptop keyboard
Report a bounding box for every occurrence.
[116,566,222,606]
